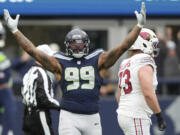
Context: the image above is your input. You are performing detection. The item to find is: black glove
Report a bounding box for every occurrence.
[57,107,61,111]
[155,112,166,131]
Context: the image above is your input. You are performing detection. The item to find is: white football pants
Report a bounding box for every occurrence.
[58,109,102,135]
[117,115,151,135]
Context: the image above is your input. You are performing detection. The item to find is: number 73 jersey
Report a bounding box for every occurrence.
[117,53,158,119]
[54,49,104,114]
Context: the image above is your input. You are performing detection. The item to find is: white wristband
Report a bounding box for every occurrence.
[12,28,18,34]
[137,23,143,28]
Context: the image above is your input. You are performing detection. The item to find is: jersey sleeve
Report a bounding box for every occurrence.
[137,54,156,70]
[53,52,73,69]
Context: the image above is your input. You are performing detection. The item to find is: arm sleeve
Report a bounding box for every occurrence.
[36,68,60,110]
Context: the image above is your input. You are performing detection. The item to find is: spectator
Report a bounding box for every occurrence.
[154,31,168,94]
[164,41,180,95]
[154,31,168,77]
[165,26,173,41]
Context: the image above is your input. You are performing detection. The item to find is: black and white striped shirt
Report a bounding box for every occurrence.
[22,65,60,110]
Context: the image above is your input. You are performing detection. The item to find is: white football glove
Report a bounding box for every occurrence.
[3,9,20,33]
[135,2,146,28]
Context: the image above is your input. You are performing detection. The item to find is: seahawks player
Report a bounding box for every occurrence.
[0,22,16,135]
[3,2,146,135]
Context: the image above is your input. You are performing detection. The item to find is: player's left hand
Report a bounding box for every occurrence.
[3,9,20,33]
[135,2,146,28]
[155,112,166,131]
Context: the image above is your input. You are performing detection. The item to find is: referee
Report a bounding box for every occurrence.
[21,44,60,135]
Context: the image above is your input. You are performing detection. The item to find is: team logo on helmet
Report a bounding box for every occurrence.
[140,32,152,41]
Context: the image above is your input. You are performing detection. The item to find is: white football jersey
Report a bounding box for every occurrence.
[116,53,158,120]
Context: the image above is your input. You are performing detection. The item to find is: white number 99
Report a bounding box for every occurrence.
[65,66,95,91]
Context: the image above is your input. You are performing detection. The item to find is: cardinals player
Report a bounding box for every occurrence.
[116,28,166,135]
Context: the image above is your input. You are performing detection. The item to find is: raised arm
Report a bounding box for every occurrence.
[3,9,62,76]
[98,2,146,70]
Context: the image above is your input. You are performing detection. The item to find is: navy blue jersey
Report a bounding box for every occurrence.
[54,49,104,114]
[0,52,11,85]
[11,57,34,78]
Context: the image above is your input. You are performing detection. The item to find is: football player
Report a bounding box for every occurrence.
[3,2,146,135]
[116,28,166,135]
[0,22,16,135]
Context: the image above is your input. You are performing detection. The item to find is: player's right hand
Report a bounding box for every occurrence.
[135,2,146,28]
[3,9,20,33]
[156,112,166,131]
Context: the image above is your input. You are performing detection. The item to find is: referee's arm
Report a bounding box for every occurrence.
[36,68,60,110]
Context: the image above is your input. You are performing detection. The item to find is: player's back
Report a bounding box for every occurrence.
[117,53,157,120]
[54,49,104,114]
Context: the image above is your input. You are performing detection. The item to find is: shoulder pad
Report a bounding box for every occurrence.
[85,49,104,59]
[138,54,154,65]
[53,52,73,61]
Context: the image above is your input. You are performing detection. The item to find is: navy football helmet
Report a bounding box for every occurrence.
[64,28,90,58]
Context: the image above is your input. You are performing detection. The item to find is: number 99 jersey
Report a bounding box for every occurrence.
[54,49,104,114]
[117,53,158,120]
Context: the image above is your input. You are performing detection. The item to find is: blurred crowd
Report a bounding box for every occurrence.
[154,26,180,95]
